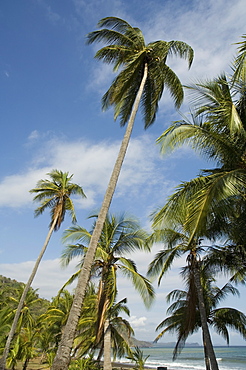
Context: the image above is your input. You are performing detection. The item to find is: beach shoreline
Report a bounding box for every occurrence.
[112,362,156,369]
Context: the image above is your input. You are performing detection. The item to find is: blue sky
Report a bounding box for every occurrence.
[1,0,246,345]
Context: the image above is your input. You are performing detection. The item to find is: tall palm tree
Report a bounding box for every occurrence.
[155,269,246,369]
[52,17,193,370]
[147,225,219,370]
[0,170,85,370]
[149,45,246,369]
[60,213,154,370]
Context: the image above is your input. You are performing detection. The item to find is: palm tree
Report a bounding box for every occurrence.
[60,213,154,370]
[149,45,246,368]
[155,268,246,369]
[0,170,85,370]
[155,66,246,246]
[147,225,220,370]
[52,17,193,370]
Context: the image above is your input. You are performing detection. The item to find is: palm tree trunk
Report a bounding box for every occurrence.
[22,358,29,370]
[51,63,149,370]
[103,319,112,370]
[193,261,219,370]
[202,329,211,370]
[0,216,58,370]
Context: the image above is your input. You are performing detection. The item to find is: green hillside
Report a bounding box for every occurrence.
[0,275,50,316]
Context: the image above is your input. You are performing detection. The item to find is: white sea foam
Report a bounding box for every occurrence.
[119,346,246,370]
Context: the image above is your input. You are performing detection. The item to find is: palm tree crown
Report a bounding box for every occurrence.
[30,169,86,230]
[61,213,154,308]
[154,70,246,241]
[87,16,194,128]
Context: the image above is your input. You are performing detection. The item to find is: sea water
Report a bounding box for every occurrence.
[117,346,246,370]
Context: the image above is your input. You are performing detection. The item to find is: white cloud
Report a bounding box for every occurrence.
[129,316,147,328]
[0,133,168,210]
[0,171,43,208]
[0,258,79,300]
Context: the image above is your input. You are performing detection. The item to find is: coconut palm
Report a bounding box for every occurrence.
[155,268,246,369]
[149,54,246,370]
[0,170,85,370]
[147,223,220,370]
[52,17,193,370]
[60,213,154,370]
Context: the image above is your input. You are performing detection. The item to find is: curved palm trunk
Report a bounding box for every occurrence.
[193,261,219,370]
[103,319,112,370]
[0,215,58,370]
[51,63,149,370]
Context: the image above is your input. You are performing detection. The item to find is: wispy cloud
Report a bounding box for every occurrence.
[37,0,61,25]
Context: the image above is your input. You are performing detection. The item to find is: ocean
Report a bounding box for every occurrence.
[117,346,246,370]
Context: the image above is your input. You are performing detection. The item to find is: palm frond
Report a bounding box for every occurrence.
[119,257,155,307]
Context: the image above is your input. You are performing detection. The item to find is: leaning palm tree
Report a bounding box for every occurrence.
[60,213,154,370]
[52,17,193,370]
[0,170,85,370]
